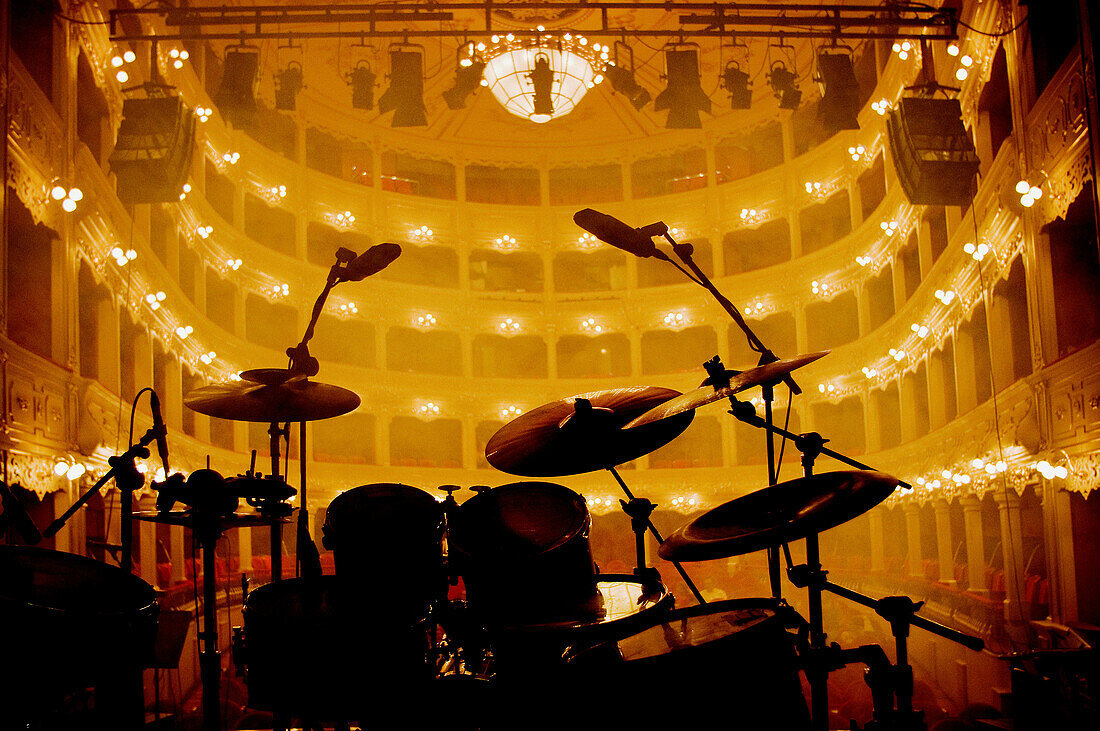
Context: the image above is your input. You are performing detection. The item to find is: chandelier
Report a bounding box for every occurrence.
[480,33,608,123]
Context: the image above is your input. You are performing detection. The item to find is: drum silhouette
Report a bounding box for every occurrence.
[448,482,598,624]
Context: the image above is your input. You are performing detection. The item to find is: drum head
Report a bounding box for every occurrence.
[0,545,157,617]
[449,482,589,558]
[323,483,443,549]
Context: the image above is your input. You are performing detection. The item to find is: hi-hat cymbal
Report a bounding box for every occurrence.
[184,377,361,422]
[624,352,828,430]
[659,470,899,562]
[485,387,693,477]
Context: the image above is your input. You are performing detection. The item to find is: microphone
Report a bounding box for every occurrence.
[1,481,42,545]
[343,242,402,281]
[149,390,171,476]
[573,208,658,258]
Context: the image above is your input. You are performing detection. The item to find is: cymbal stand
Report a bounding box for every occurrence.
[618,495,663,596]
[607,466,706,605]
[267,421,288,581]
[655,228,802,600]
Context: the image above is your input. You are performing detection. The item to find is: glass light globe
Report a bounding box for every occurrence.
[483,42,600,123]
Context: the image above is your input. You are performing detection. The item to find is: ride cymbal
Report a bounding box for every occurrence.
[185,377,360,422]
[624,352,828,430]
[659,470,899,561]
[485,387,692,477]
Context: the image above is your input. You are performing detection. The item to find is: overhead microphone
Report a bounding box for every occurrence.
[573,208,659,258]
[149,390,171,476]
[343,242,402,281]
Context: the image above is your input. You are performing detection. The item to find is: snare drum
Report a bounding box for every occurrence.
[565,598,811,729]
[241,576,432,719]
[322,483,444,616]
[448,482,598,623]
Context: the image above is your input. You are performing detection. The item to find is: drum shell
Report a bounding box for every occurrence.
[448,483,598,622]
[241,576,431,717]
[322,483,444,615]
[565,598,811,729]
[0,546,158,714]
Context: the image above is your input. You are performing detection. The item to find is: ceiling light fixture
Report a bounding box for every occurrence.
[768,61,801,110]
[655,46,711,128]
[721,61,752,109]
[274,60,304,111]
[481,33,604,124]
[378,46,427,127]
[815,49,860,130]
[443,42,487,110]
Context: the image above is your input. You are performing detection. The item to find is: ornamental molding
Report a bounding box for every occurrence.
[7,451,60,498]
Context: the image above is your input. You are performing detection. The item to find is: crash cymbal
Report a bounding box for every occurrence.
[624,352,829,430]
[659,470,899,562]
[184,378,361,422]
[485,387,693,477]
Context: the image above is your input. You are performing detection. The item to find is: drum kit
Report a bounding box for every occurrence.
[0,219,987,731]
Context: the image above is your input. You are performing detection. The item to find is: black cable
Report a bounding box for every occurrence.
[957,13,1029,38]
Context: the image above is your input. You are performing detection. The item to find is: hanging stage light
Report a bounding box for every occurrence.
[654,46,711,129]
[349,61,376,110]
[605,42,651,110]
[527,53,555,122]
[721,61,752,109]
[442,42,486,110]
[378,46,427,126]
[815,49,860,131]
[767,61,802,110]
[274,60,304,111]
[214,46,260,128]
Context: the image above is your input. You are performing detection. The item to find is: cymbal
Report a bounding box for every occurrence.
[184,378,360,422]
[485,387,693,477]
[659,470,899,562]
[624,352,828,430]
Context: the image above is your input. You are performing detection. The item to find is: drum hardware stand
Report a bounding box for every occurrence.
[606,465,706,605]
[656,226,804,601]
[619,496,664,598]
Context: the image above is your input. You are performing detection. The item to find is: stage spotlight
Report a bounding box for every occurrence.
[214,47,260,128]
[815,50,860,131]
[767,61,801,110]
[721,61,752,109]
[442,44,486,110]
[654,47,711,129]
[527,53,555,122]
[274,61,304,111]
[378,47,427,127]
[605,63,652,110]
[349,61,376,110]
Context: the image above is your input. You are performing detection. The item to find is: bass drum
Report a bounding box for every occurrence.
[241,576,433,722]
[0,546,158,724]
[564,598,812,729]
[321,483,445,618]
[448,482,598,624]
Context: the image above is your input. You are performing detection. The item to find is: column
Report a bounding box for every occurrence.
[53,485,72,553]
[169,524,186,584]
[377,415,390,467]
[926,350,950,430]
[899,374,920,444]
[993,491,1026,625]
[461,416,477,470]
[868,508,886,572]
[916,216,935,279]
[953,324,980,415]
[96,298,121,394]
[934,500,956,585]
[137,495,158,588]
[960,496,985,593]
[904,504,923,577]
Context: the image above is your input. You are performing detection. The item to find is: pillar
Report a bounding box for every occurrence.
[869,508,886,572]
[904,504,923,577]
[960,496,986,593]
[934,500,956,585]
[137,495,158,588]
[52,485,72,553]
[169,524,186,584]
[993,490,1026,625]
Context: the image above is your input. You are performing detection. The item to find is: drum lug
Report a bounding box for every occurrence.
[231,625,247,677]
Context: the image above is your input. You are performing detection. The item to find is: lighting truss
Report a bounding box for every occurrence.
[110,3,958,43]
